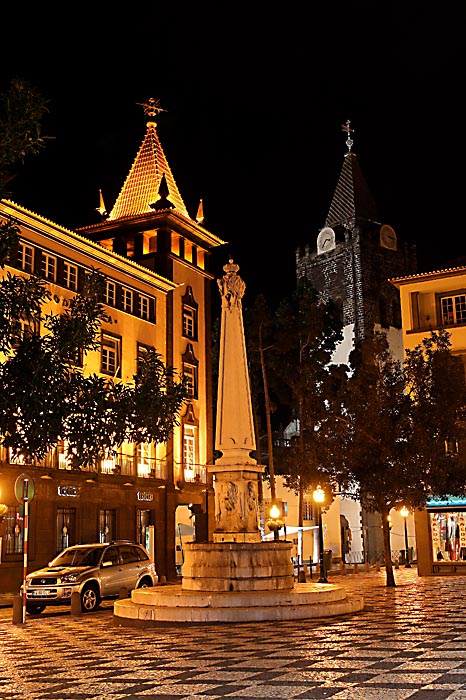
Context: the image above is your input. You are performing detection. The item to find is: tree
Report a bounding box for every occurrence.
[333,330,466,587]
[0,79,50,192]
[268,285,345,538]
[0,79,190,467]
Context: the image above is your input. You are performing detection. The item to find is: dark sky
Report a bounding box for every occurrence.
[1,5,464,306]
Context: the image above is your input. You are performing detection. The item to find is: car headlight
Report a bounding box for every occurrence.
[60,573,80,583]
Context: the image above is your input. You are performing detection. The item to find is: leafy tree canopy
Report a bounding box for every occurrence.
[331,329,466,585]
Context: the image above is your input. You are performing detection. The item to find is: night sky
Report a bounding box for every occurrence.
[1,5,463,306]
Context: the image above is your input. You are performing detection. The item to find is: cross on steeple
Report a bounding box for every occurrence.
[137,97,167,120]
[341,120,354,152]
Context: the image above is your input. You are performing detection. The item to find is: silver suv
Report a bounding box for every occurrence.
[22,541,158,614]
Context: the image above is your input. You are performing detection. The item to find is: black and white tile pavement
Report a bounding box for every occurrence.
[1,568,466,699]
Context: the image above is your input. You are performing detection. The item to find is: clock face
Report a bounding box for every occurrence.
[380,224,397,251]
[317,227,336,255]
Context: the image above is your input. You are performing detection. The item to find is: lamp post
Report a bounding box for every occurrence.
[266,504,283,542]
[400,506,411,568]
[313,485,328,583]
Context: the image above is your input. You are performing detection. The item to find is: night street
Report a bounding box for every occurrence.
[1,568,466,699]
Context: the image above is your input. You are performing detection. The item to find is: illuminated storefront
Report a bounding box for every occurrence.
[415,497,466,576]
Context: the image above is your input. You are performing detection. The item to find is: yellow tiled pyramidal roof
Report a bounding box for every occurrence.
[108,98,190,221]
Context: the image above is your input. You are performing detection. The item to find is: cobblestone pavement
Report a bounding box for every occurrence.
[1,567,466,700]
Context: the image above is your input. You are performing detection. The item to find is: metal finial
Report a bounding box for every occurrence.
[137,97,167,120]
[341,119,354,152]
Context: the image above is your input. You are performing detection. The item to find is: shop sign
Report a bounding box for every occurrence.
[427,496,466,508]
[137,491,153,502]
[57,485,79,498]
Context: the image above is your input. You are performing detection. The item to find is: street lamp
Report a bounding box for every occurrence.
[400,506,412,568]
[266,504,284,542]
[313,485,328,583]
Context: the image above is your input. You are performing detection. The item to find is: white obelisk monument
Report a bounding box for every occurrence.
[212,258,264,542]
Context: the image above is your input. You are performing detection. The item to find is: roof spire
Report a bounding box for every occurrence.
[96,188,107,218]
[137,97,167,124]
[341,119,354,153]
[196,198,205,224]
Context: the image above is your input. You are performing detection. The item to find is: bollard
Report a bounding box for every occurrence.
[394,558,400,570]
[298,570,306,583]
[70,591,82,616]
[354,563,359,574]
[158,575,166,585]
[340,562,347,575]
[119,586,128,599]
[12,595,23,625]
[376,561,381,572]
[365,561,370,572]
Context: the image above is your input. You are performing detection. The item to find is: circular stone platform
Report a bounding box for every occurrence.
[113,582,364,626]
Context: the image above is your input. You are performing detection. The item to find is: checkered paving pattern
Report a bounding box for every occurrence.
[1,568,466,699]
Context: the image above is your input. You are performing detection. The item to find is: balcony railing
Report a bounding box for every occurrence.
[6,448,167,480]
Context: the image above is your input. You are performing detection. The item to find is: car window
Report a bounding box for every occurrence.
[119,545,139,564]
[132,545,149,562]
[78,548,104,567]
[102,547,120,566]
[51,547,102,567]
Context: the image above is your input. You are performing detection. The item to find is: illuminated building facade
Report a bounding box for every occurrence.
[392,264,466,575]
[0,99,226,593]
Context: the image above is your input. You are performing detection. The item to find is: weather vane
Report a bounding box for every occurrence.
[137,97,167,120]
[341,119,354,152]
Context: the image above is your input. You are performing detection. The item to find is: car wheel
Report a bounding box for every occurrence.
[26,604,46,615]
[137,577,153,589]
[80,585,101,612]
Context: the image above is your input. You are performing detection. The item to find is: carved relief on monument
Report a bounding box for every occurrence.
[214,477,260,533]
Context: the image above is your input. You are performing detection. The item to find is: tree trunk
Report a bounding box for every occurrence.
[382,512,396,587]
[298,477,304,529]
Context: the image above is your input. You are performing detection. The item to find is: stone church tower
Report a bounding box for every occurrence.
[296,122,417,355]
[294,122,417,564]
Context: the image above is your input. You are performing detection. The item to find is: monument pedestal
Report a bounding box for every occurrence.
[181,541,294,592]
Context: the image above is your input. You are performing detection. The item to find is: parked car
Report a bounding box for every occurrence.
[21,541,158,614]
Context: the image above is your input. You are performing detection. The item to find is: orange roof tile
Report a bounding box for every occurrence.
[108,118,190,221]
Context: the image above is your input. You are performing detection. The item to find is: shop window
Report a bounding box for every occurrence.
[137,509,152,549]
[430,511,466,562]
[99,509,116,543]
[4,506,23,554]
[56,508,76,553]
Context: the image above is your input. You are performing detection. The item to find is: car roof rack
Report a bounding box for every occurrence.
[110,540,136,544]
